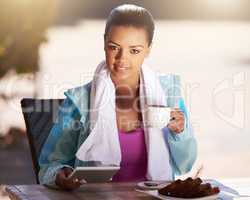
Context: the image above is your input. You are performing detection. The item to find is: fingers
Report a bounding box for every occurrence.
[170,108,184,117]
[62,177,82,190]
[170,109,184,121]
[69,177,86,188]
[168,109,185,134]
[63,167,73,177]
[55,167,85,190]
[167,119,184,133]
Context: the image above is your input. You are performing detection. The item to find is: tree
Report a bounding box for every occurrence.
[0,0,58,144]
[0,0,57,78]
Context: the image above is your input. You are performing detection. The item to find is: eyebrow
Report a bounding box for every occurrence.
[108,41,145,48]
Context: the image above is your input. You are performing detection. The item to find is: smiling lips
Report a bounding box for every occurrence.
[114,63,129,70]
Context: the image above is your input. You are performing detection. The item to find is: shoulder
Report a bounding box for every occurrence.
[65,82,91,97]
[63,82,92,116]
[158,73,181,88]
[158,74,182,107]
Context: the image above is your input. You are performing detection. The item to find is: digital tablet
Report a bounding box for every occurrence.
[68,166,120,183]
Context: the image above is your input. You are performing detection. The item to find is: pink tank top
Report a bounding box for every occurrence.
[112,128,148,182]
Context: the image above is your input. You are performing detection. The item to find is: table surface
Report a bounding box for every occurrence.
[6,182,154,200]
[5,178,250,200]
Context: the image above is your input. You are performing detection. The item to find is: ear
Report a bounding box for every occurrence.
[145,43,152,57]
[103,34,106,51]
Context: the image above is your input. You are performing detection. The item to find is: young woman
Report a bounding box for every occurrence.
[39,4,197,190]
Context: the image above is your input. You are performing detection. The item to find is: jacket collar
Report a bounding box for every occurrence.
[64,82,92,121]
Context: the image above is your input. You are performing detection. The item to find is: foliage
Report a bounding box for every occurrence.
[0,0,57,78]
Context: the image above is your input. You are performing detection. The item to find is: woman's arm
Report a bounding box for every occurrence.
[160,74,197,176]
[164,106,197,176]
[38,97,82,187]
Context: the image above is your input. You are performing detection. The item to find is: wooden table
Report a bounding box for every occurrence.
[5,178,250,200]
[5,182,154,200]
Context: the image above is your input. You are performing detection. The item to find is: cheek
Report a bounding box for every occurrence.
[132,55,146,69]
[105,53,119,72]
[105,51,113,66]
[105,50,115,61]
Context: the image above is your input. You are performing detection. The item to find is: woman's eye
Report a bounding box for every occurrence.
[130,49,140,54]
[108,45,119,51]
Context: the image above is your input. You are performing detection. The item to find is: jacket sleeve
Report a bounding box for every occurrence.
[160,74,197,176]
[38,96,81,188]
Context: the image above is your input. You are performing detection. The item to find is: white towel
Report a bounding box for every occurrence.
[76,61,172,181]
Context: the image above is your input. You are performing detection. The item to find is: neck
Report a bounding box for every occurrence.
[112,73,140,94]
[116,85,139,99]
[112,74,140,109]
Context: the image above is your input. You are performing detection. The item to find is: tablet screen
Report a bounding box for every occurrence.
[68,166,120,183]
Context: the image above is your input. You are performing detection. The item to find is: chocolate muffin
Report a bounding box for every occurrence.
[158,177,220,198]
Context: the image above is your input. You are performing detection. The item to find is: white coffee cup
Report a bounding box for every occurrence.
[146,106,172,128]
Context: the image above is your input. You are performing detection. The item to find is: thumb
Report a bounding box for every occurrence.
[63,167,73,178]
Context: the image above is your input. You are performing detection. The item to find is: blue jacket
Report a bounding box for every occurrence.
[38,74,197,187]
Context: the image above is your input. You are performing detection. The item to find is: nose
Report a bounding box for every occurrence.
[115,49,128,61]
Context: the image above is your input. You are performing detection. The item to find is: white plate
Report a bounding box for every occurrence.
[137,181,172,190]
[136,189,219,200]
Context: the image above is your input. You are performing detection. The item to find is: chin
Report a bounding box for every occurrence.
[112,70,132,80]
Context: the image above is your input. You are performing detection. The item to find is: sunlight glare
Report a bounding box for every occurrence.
[205,0,243,11]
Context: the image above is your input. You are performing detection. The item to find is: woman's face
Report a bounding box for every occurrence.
[104,25,151,81]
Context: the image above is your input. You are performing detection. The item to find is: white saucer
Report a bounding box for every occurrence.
[136,189,219,200]
[136,181,171,190]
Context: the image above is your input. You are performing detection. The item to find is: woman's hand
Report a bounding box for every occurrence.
[55,167,86,190]
[167,108,185,134]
